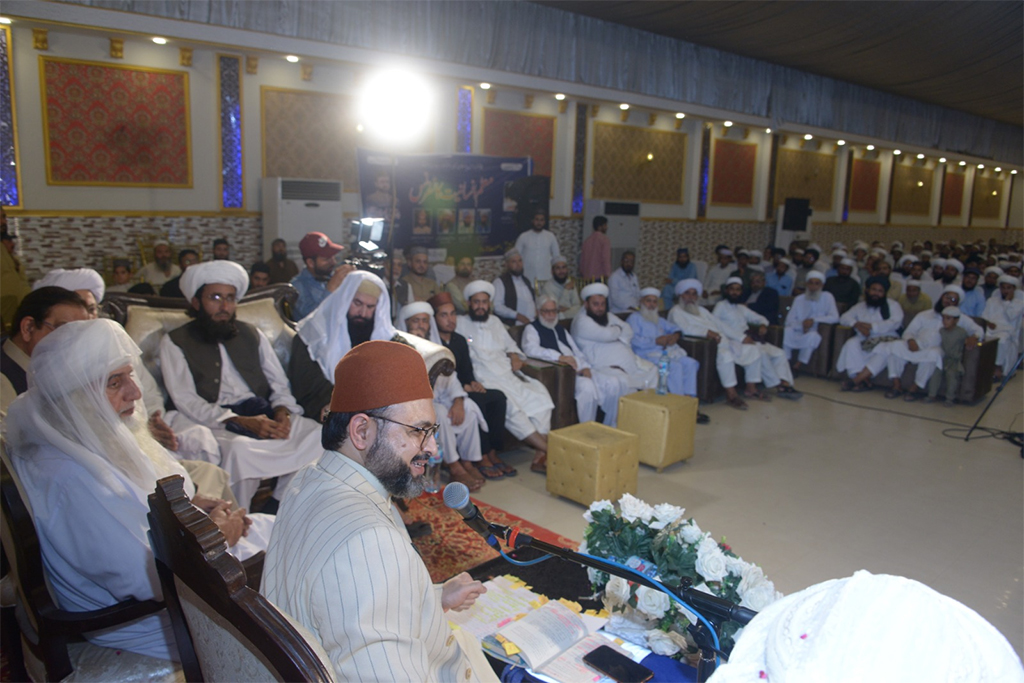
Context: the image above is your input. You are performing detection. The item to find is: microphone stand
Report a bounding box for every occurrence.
[485,523,756,683]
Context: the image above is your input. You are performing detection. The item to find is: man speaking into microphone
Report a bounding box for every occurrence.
[261,340,496,682]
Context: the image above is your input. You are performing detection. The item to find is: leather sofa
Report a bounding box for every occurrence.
[506,323,578,429]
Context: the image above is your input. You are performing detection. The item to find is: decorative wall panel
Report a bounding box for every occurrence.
[456,87,472,154]
[483,109,554,180]
[636,218,774,287]
[41,57,191,186]
[941,170,965,217]
[0,27,20,207]
[890,164,933,215]
[848,158,880,213]
[971,176,1002,220]
[218,55,244,209]
[592,123,686,202]
[709,139,756,207]
[772,148,835,212]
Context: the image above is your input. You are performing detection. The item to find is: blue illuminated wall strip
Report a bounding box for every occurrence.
[0,27,20,208]
[218,54,244,209]
[456,87,473,154]
[571,102,587,215]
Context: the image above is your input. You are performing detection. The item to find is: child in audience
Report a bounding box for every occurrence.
[925,306,967,406]
[107,258,135,293]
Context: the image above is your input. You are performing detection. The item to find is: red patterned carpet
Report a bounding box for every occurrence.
[407,492,578,582]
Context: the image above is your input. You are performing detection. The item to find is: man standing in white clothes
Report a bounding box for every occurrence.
[783,271,840,373]
[608,251,641,314]
[513,208,561,288]
[492,249,537,325]
[703,248,735,305]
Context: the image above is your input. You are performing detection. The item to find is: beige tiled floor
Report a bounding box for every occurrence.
[473,375,1024,657]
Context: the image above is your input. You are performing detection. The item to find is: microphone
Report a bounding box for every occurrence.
[442,482,493,538]
[681,587,757,626]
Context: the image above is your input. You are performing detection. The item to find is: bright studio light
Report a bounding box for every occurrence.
[1012,170,1018,175]
[978,164,985,169]
[765,127,772,134]
[357,67,434,146]
[995,167,1002,172]
[479,82,491,90]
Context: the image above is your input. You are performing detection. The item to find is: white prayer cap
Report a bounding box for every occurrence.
[831,249,848,258]
[941,306,962,318]
[791,248,805,255]
[708,571,1024,683]
[892,240,904,249]
[998,274,1019,287]
[905,279,922,288]
[718,248,734,256]
[840,258,857,268]
[398,301,433,322]
[34,268,105,303]
[639,287,661,298]
[675,279,702,296]
[581,282,610,300]
[807,243,823,253]
[897,255,917,266]
[831,241,845,250]
[725,276,744,287]
[550,254,568,267]
[504,248,521,261]
[180,261,249,301]
[932,258,947,268]
[805,271,826,282]
[946,259,964,273]
[777,258,793,269]
[942,284,965,300]
[152,239,170,248]
[920,250,933,257]
[871,247,888,256]
[463,280,495,300]
[984,266,1004,276]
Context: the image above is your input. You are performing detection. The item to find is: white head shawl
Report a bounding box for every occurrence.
[464,280,495,301]
[580,282,610,300]
[805,270,826,283]
[180,260,249,301]
[34,268,105,303]
[295,270,396,382]
[707,570,1024,683]
[675,279,702,296]
[396,301,441,344]
[639,287,661,299]
[6,319,187,493]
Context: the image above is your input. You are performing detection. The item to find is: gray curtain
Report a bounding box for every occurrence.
[60,0,1022,164]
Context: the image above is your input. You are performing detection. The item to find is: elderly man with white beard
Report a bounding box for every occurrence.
[982,275,1024,381]
[836,275,905,392]
[396,301,489,491]
[6,319,272,660]
[522,293,629,427]
[714,278,803,401]
[456,280,553,473]
[626,287,710,423]
[782,271,840,373]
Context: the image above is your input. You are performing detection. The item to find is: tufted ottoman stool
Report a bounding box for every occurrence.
[617,391,697,472]
[546,422,639,507]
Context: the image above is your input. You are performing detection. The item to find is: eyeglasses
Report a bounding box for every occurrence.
[370,414,440,449]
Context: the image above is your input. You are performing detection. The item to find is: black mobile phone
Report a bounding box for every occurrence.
[582,645,654,683]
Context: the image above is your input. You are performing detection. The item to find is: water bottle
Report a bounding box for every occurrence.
[657,349,670,395]
[423,443,443,494]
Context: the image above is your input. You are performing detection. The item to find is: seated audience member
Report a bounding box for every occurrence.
[874,259,902,299]
[159,261,323,507]
[714,278,802,401]
[836,276,905,392]
[107,259,136,293]
[982,275,1024,380]
[897,279,932,321]
[943,258,964,285]
[708,570,1024,683]
[34,267,104,318]
[807,244,829,273]
[395,245,442,306]
[765,257,794,297]
[289,271,396,421]
[290,231,353,320]
[747,250,764,272]
[959,268,986,317]
[980,267,1003,301]
[626,288,708,423]
[138,240,180,287]
[266,237,299,284]
[396,301,489,489]
[261,341,495,683]
[704,247,735,304]
[661,247,698,308]
[431,292,513,477]
[824,249,847,279]
[443,255,475,314]
[492,249,536,325]
[783,271,840,372]
[579,215,612,280]
[823,258,862,309]
[1,287,90,418]
[249,261,271,289]
[6,319,272,660]
[541,254,582,320]
[745,271,779,323]
[457,281,553,473]
[522,294,628,427]
[212,237,231,261]
[159,248,200,299]
[1,224,30,332]
[514,208,561,287]
[608,251,641,314]
[886,286,982,399]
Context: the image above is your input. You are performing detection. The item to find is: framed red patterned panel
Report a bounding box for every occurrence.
[709,139,756,207]
[848,159,880,213]
[483,109,555,182]
[941,170,964,217]
[40,57,191,187]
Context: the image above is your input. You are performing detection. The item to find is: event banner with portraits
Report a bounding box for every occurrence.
[357,149,535,258]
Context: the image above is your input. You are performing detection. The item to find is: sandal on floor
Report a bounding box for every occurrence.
[745,390,772,402]
[449,468,483,492]
[884,388,902,399]
[477,465,505,480]
[530,455,547,474]
[903,392,921,402]
[494,460,518,477]
[850,383,872,393]
[840,379,855,392]
[726,395,749,411]
[776,386,803,400]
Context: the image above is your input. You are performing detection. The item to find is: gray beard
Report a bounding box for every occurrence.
[538,316,559,330]
[640,308,660,324]
[683,303,703,316]
[365,427,425,499]
[806,290,821,302]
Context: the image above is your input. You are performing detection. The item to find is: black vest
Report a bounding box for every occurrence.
[498,272,520,324]
[530,319,569,352]
[0,340,27,395]
[167,321,270,403]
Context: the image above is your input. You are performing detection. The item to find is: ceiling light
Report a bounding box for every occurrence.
[285,55,300,63]
[995,167,1002,172]
[0,17,12,25]
[765,127,772,134]
[1012,170,1018,175]
[646,153,654,161]
[480,82,491,90]
[893,149,902,155]
[554,93,565,101]
[977,164,984,169]
[836,139,846,146]
[916,153,925,159]
[619,103,630,110]
[992,191,998,196]
[152,37,167,45]
[723,120,733,127]
[866,145,875,151]
[958,161,966,167]
[917,181,924,187]
[356,124,364,133]
[803,134,813,141]
[675,112,686,119]
[939,157,947,163]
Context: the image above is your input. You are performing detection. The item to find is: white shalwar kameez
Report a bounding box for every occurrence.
[783,291,840,363]
[521,323,628,426]
[702,264,733,305]
[514,229,561,286]
[982,294,1024,375]
[713,301,794,387]
[667,305,761,388]
[138,362,221,464]
[571,310,658,391]
[888,309,984,387]
[455,314,554,438]
[835,300,905,377]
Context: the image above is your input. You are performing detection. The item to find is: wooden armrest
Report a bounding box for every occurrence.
[40,598,165,633]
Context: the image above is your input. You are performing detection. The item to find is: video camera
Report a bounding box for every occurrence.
[341,217,388,276]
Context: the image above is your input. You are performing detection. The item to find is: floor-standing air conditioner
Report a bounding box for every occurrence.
[261,178,344,262]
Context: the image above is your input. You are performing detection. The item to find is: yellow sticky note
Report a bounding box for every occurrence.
[558,598,583,613]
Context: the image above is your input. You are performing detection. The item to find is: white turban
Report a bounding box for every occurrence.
[399,301,434,322]
[580,282,609,300]
[708,571,1024,683]
[831,249,848,258]
[640,287,661,298]
[905,279,922,288]
[942,284,965,300]
[831,242,845,250]
[840,258,856,268]
[920,250,933,257]
[805,271,826,282]
[807,243,823,253]
[791,248,805,255]
[941,306,962,318]
[932,258,947,268]
[551,254,568,267]
[464,280,495,300]
[34,268,105,303]
[985,266,1005,276]
[998,274,1019,287]
[897,255,917,266]
[946,259,964,273]
[725,277,744,287]
[718,248,733,256]
[675,279,702,296]
[180,261,249,301]
[777,258,793,269]
[892,240,904,249]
